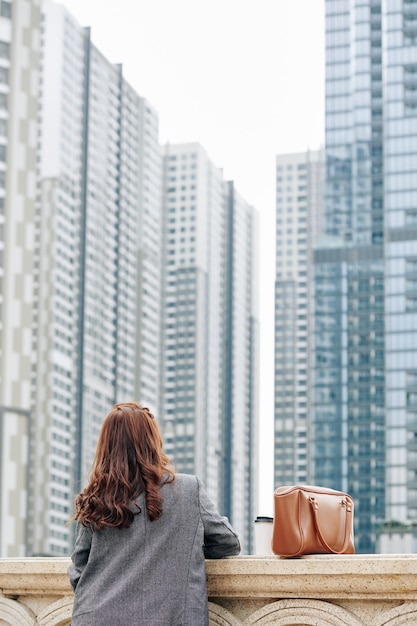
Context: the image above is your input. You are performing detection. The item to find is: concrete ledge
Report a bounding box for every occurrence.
[0,555,417,625]
[206,554,417,599]
[0,558,70,596]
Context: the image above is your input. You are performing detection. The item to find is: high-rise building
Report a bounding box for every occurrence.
[224,181,259,551]
[1,1,259,558]
[0,0,41,557]
[26,1,162,556]
[313,0,417,552]
[274,150,323,488]
[161,143,259,552]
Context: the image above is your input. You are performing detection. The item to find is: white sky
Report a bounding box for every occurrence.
[60,0,325,516]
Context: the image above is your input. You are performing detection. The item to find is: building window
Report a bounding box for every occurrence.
[0,41,9,59]
[404,65,417,115]
[0,1,11,18]
[406,212,417,226]
[406,297,417,311]
[407,392,417,408]
[407,372,417,387]
[0,67,8,84]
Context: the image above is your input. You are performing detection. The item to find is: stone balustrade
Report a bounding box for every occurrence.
[0,555,416,625]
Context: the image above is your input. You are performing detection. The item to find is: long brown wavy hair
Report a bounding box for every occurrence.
[72,402,175,530]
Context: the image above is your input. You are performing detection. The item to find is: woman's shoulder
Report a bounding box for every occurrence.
[173,472,199,487]
[163,472,199,496]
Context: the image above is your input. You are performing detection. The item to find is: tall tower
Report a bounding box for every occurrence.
[161,143,259,552]
[0,0,41,557]
[274,150,323,488]
[381,0,417,550]
[314,0,417,552]
[224,181,259,553]
[27,1,162,556]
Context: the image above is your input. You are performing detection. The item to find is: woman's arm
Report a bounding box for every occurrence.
[67,521,93,591]
[197,478,241,558]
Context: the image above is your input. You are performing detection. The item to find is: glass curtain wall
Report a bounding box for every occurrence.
[314,0,386,552]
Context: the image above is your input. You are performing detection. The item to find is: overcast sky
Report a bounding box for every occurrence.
[60,0,325,515]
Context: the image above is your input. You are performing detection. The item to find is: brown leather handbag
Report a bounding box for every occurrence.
[272,485,355,557]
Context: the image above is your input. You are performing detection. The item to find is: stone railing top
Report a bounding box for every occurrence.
[0,554,416,600]
[206,554,417,600]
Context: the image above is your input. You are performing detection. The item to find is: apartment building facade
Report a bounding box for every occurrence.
[274,149,324,489]
[0,0,41,557]
[1,1,259,557]
[27,1,163,556]
[161,144,259,552]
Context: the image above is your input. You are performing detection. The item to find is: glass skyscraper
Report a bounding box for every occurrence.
[313,0,417,552]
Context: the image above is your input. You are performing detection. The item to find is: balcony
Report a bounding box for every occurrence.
[0,555,417,624]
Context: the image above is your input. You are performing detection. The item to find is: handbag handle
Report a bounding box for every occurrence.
[309,496,352,554]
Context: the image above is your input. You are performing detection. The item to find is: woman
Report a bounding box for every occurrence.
[68,402,240,625]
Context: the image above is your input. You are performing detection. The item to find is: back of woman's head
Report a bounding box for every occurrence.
[73,402,175,530]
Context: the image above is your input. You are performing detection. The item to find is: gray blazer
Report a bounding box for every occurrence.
[68,473,240,625]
